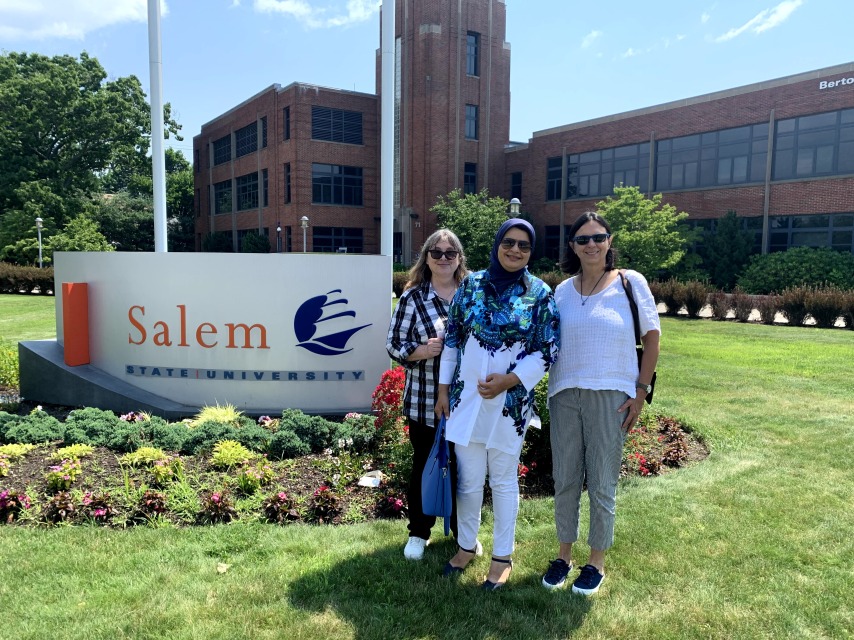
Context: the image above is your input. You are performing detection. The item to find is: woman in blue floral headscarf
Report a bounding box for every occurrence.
[435,219,560,590]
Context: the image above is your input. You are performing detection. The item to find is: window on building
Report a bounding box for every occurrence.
[236,172,259,211]
[466,32,480,76]
[312,163,364,205]
[194,149,200,172]
[213,135,231,166]
[656,123,767,190]
[312,227,364,253]
[566,142,650,198]
[465,104,479,140]
[235,122,258,158]
[283,106,291,140]
[284,163,292,204]
[262,169,268,207]
[510,172,522,200]
[311,106,363,144]
[286,226,293,252]
[773,108,854,180]
[261,117,267,148]
[544,225,573,261]
[546,157,562,200]
[463,162,477,194]
[214,180,232,214]
[767,213,854,253]
[195,188,201,217]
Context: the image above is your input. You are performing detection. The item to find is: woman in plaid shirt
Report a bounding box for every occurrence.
[387,229,468,561]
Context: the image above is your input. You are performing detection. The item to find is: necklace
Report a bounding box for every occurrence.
[579,270,607,306]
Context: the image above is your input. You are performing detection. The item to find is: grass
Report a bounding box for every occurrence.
[1,301,854,638]
[0,295,56,342]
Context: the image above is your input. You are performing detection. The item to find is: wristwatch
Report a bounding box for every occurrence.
[636,381,652,394]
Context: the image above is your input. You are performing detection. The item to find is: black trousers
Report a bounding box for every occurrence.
[407,418,458,540]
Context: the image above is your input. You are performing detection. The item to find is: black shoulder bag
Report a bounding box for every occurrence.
[619,270,657,404]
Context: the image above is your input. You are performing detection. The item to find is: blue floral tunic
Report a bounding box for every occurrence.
[438,269,560,456]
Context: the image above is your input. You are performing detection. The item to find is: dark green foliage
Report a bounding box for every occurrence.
[145,417,188,452]
[179,418,269,456]
[268,429,311,459]
[262,491,301,524]
[392,272,408,297]
[63,407,121,447]
[736,247,854,294]
[531,257,558,273]
[0,411,64,444]
[240,232,271,253]
[699,211,755,290]
[779,286,810,326]
[332,417,376,454]
[202,232,233,252]
[306,485,341,524]
[432,188,509,270]
[0,263,54,294]
[282,409,334,452]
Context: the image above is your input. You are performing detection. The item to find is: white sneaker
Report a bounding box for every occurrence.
[403,536,429,560]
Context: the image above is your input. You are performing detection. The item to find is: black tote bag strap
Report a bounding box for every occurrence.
[619,269,642,347]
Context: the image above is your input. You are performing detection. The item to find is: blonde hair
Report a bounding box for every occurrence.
[404,229,468,291]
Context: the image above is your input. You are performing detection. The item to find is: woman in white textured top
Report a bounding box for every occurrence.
[540,211,660,597]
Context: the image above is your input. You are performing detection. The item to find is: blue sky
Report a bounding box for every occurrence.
[1,0,852,160]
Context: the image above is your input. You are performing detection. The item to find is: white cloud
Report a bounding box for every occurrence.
[714,0,803,43]
[253,0,379,29]
[0,0,167,41]
[701,12,711,23]
[581,29,602,49]
[621,47,640,58]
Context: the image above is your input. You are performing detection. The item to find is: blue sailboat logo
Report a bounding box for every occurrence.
[294,289,371,356]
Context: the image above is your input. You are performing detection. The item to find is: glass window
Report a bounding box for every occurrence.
[283,106,291,140]
[312,227,364,253]
[465,104,478,140]
[262,169,268,207]
[235,123,258,158]
[773,109,854,179]
[466,32,480,76]
[213,135,231,166]
[236,172,259,211]
[214,180,232,214]
[312,163,363,206]
[261,117,267,148]
[311,106,363,145]
[284,163,292,204]
[510,172,522,200]
[463,162,477,194]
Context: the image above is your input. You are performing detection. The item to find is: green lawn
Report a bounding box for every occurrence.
[0,295,56,342]
[1,312,854,639]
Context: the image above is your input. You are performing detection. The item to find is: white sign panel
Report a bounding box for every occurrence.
[53,252,392,413]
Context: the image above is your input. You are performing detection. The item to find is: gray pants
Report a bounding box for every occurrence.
[549,388,628,551]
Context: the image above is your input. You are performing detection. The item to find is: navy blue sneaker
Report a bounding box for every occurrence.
[571,564,604,596]
[541,558,573,590]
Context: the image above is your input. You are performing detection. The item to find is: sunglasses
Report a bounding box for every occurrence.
[428,249,460,260]
[499,238,532,252]
[572,233,611,245]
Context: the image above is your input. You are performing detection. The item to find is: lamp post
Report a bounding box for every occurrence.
[276,222,281,253]
[300,216,309,253]
[509,198,521,217]
[35,217,43,268]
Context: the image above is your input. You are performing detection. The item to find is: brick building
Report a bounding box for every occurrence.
[194,0,854,261]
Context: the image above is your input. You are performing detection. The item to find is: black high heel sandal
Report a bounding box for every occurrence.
[442,540,483,577]
[481,557,513,591]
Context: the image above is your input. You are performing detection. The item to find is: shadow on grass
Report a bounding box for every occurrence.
[288,536,592,640]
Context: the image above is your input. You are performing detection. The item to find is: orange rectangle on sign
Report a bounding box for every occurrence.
[62,282,90,366]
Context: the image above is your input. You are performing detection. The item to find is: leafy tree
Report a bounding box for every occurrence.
[596,185,694,276]
[699,210,755,290]
[0,51,181,254]
[241,232,271,253]
[202,232,233,253]
[46,217,114,262]
[431,188,509,270]
[89,192,155,252]
[164,150,195,252]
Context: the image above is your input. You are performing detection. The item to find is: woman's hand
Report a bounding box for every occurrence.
[435,385,450,419]
[618,393,645,431]
[476,373,520,400]
[423,336,444,358]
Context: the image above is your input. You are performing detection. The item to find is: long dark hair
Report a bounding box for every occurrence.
[559,212,618,275]
[404,228,468,291]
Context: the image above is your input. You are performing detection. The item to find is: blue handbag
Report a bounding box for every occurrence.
[421,415,453,535]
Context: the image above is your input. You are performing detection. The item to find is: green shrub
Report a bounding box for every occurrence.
[538,270,567,292]
[736,247,854,294]
[681,281,710,318]
[280,409,335,452]
[145,418,188,452]
[0,339,19,389]
[51,443,94,461]
[804,286,847,328]
[1,410,64,444]
[0,263,54,295]
[731,288,754,323]
[779,286,810,326]
[210,440,255,469]
[62,407,146,451]
[708,291,732,320]
[190,403,245,428]
[845,291,854,329]
[0,443,36,461]
[179,418,269,455]
[656,279,683,316]
[333,413,377,454]
[268,428,311,459]
[239,232,270,253]
[120,446,169,467]
[392,272,409,297]
[521,376,552,475]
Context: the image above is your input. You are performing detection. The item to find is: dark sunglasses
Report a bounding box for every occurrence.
[572,233,611,245]
[499,238,532,252]
[428,249,460,260]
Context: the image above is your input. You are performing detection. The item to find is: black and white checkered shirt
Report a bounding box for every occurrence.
[386,282,450,427]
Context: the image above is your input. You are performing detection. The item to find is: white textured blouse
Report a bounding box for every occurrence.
[548,269,660,399]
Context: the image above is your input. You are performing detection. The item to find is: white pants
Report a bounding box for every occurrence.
[454,441,520,557]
